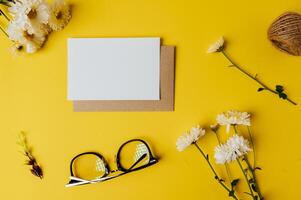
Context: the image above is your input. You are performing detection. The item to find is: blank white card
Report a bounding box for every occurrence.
[68,38,160,100]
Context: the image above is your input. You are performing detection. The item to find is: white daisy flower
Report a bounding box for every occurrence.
[9,0,50,35]
[8,1,27,19]
[48,0,71,31]
[176,125,205,152]
[214,134,252,164]
[216,110,251,133]
[7,21,45,53]
[25,35,45,53]
[7,21,24,42]
[207,37,225,53]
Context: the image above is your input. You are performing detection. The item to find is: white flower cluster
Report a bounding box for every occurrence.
[214,134,252,164]
[7,0,71,54]
[176,125,205,152]
[217,110,251,133]
[176,110,252,165]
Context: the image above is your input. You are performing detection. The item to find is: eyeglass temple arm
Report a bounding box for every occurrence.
[66,177,94,187]
[66,175,113,188]
[128,153,147,171]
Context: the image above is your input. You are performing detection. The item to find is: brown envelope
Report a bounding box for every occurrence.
[72,46,175,112]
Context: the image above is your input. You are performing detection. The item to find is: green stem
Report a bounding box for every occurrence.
[233,125,238,134]
[0,9,10,21]
[247,127,256,168]
[221,50,297,106]
[194,143,239,200]
[0,0,13,6]
[237,159,256,200]
[0,24,8,37]
[244,156,263,200]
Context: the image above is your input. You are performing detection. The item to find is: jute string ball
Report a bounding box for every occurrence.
[268,12,301,56]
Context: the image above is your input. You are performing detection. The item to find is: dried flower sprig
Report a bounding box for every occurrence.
[17,131,43,179]
[207,37,297,106]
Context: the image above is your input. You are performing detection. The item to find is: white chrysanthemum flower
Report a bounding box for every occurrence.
[207,37,225,53]
[214,134,252,164]
[8,1,27,19]
[216,110,251,133]
[176,125,205,152]
[214,143,232,164]
[9,0,50,35]
[48,0,71,31]
[7,21,24,42]
[7,21,45,53]
[25,36,45,53]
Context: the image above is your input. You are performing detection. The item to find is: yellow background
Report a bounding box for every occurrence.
[1,0,301,199]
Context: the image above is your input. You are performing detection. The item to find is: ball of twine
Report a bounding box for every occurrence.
[268,12,301,56]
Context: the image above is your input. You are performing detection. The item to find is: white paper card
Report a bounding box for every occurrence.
[68,38,160,100]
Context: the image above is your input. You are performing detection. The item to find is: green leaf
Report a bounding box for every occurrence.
[248,178,255,184]
[0,0,10,6]
[279,92,287,99]
[231,179,240,187]
[251,184,257,192]
[276,85,284,93]
[257,88,264,92]
[228,190,235,197]
[244,192,253,197]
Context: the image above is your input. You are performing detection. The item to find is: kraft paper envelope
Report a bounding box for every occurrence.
[73,46,175,112]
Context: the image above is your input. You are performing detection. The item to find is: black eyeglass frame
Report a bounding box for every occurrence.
[67,139,158,187]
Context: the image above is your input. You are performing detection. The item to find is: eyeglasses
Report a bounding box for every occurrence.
[65,139,158,187]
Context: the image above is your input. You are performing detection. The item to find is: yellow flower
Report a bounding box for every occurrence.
[48,0,71,31]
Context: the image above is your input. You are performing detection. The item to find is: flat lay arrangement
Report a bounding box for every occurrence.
[1,0,301,200]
